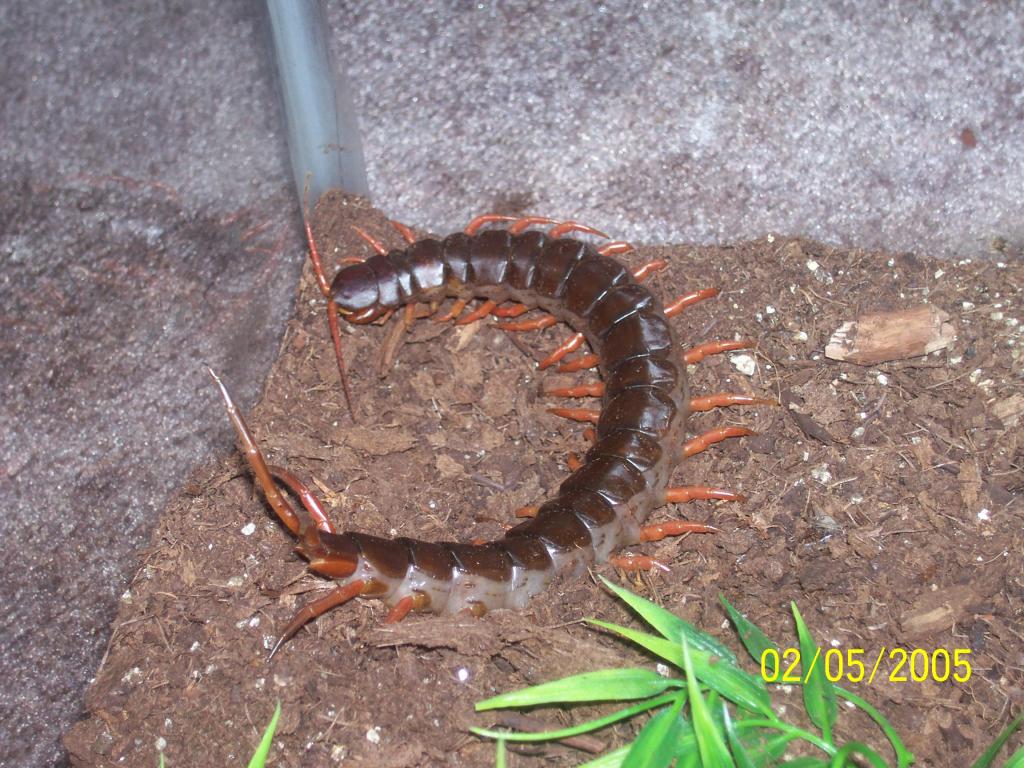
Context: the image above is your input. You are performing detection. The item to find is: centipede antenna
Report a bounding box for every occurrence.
[302,179,356,422]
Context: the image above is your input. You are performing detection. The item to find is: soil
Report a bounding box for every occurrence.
[65,193,1023,767]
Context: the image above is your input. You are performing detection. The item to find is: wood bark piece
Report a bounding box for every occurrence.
[825,305,955,365]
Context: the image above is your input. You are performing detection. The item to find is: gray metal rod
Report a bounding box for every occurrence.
[267,0,370,205]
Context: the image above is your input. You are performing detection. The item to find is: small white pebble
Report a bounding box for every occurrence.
[254,677,265,690]
[830,638,841,647]
[876,373,889,386]
[851,426,865,439]
[366,727,381,744]
[456,667,470,683]
[811,465,833,484]
[765,305,776,314]
[794,330,808,342]
[990,311,1004,321]
[240,522,256,536]
[933,269,945,279]
[962,301,975,310]
[767,233,775,243]
[656,663,673,677]
[155,737,167,752]
[227,575,245,588]
[806,259,820,272]
[978,508,991,522]
[730,353,757,376]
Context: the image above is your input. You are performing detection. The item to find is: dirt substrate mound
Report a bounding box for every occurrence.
[66,194,1022,766]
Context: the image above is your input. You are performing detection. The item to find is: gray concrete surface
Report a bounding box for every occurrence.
[1,2,1021,766]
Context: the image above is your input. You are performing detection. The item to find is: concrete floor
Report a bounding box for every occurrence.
[1,2,1020,765]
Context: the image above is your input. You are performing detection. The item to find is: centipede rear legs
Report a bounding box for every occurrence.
[208,368,378,657]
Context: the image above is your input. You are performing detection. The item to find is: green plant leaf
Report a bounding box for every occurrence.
[476,668,681,710]
[791,603,837,743]
[835,687,914,768]
[471,692,679,743]
[782,759,830,767]
[588,619,772,717]
[828,742,889,768]
[495,738,507,768]
[722,704,757,768]
[682,637,732,767]
[601,577,737,663]
[969,712,1024,768]
[1003,744,1024,768]
[622,693,686,768]
[720,594,780,676]
[246,701,281,768]
[580,744,630,768]
[158,754,165,768]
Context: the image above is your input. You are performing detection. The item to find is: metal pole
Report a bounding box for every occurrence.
[267,0,370,204]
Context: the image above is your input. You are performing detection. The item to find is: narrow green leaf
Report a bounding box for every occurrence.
[471,692,679,743]
[720,594,780,676]
[969,712,1024,768]
[622,693,686,768]
[246,701,281,768]
[827,742,888,768]
[682,637,732,767]
[579,744,630,768]
[588,618,772,717]
[791,603,837,743]
[476,668,680,711]
[782,759,831,767]
[745,732,800,764]
[722,704,757,768]
[835,687,914,768]
[1003,744,1024,768]
[158,754,165,768]
[495,738,507,768]
[601,576,737,662]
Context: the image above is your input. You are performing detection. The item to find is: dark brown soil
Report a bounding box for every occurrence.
[65,193,1023,767]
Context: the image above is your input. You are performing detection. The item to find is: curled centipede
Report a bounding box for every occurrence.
[210,211,774,658]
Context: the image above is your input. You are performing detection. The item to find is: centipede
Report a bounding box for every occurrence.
[210,211,774,658]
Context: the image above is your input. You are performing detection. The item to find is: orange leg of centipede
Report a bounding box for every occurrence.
[269,579,370,660]
[383,590,430,624]
[683,426,755,458]
[609,555,671,573]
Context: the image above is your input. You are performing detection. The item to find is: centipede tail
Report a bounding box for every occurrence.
[215,214,773,654]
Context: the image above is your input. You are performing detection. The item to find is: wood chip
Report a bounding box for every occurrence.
[825,305,955,365]
[990,392,1024,427]
[900,584,976,640]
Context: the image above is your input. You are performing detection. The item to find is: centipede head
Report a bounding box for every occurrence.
[331,263,388,324]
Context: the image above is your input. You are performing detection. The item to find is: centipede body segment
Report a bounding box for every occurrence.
[212,210,773,657]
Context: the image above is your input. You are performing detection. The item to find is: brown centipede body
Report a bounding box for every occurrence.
[210,211,773,658]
